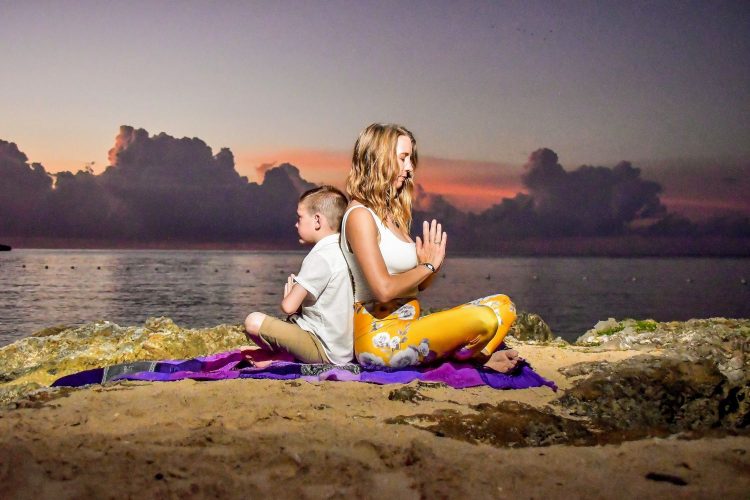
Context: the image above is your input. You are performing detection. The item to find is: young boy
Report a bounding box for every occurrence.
[243,185,353,365]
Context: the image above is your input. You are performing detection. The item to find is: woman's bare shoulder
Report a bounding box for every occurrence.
[346,200,366,210]
[347,206,374,221]
[345,203,373,221]
[345,203,378,234]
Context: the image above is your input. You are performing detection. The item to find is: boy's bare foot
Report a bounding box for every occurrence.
[483,349,522,374]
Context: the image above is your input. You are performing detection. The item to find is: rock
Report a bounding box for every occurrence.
[566,318,750,435]
[0,244,11,251]
[509,311,557,343]
[593,318,620,332]
[0,317,250,405]
[388,386,433,403]
[556,354,748,434]
[386,401,595,448]
[575,318,750,384]
[29,325,70,338]
[558,361,610,378]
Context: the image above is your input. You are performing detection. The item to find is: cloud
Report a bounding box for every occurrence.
[425,148,671,247]
[636,156,750,220]
[1,129,747,252]
[516,148,666,236]
[238,149,349,185]
[254,161,278,181]
[1,126,314,246]
[0,140,53,234]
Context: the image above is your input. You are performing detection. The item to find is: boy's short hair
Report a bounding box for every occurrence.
[299,185,348,231]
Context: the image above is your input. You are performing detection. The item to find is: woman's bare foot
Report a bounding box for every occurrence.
[484,349,522,374]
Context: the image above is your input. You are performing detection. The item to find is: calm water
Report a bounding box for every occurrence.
[1,249,749,346]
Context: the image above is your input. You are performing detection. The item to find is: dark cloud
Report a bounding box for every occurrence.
[638,157,750,219]
[638,212,750,238]
[1,126,314,246]
[519,148,666,236]
[414,148,748,253]
[0,132,747,253]
[255,161,278,181]
[0,140,53,235]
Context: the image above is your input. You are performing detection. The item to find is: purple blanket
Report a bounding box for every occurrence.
[52,349,557,391]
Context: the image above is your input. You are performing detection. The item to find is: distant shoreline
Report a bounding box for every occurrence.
[2,236,749,257]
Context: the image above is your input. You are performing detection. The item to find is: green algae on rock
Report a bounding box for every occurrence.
[575,317,750,384]
[0,317,249,405]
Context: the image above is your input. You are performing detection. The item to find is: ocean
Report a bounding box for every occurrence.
[1,249,748,346]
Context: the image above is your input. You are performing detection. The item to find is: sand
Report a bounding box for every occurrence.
[1,345,748,499]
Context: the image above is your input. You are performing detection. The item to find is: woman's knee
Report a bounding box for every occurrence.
[483,294,517,321]
[474,305,500,335]
[489,293,514,307]
[244,312,266,336]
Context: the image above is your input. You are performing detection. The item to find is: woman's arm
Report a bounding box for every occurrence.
[346,209,446,303]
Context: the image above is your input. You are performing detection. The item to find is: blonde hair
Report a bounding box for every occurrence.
[346,123,418,230]
[299,185,348,231]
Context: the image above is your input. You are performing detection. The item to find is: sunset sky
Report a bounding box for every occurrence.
[1,0,748,216]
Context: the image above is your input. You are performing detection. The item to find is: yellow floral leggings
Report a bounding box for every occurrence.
[353,294,517,368]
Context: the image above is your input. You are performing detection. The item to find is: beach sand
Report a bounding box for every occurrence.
[1,345,748,499]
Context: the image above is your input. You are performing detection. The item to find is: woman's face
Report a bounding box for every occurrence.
[394,134,413,191]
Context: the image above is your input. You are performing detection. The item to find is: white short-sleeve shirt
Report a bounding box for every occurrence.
[291,233,354,365]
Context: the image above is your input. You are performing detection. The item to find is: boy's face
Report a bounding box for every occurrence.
[295,202,318,244]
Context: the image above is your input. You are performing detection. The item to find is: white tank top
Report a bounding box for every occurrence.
[340,205,419,302]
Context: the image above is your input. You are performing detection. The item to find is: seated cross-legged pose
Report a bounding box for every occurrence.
[244,185,354,365]
[340,123,520,373]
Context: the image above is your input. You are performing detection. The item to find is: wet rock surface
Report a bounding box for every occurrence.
[386,401,596,448]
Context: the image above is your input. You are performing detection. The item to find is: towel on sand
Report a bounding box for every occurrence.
[52,348,557,391]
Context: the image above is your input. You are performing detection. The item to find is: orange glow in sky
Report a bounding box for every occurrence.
[238,148,525,212]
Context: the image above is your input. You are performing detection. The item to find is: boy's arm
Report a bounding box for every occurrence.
[285,252,330,316]
[281,275,310,315]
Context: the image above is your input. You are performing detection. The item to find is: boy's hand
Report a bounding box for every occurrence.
[280,273,308,315]
[284,274,296,298]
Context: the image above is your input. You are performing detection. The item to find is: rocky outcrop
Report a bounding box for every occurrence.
[508,311,559,343]
[564,317,750,435]
[388,317,749,447]
[557,355,738,435]
[576,317,749,384]
[0,317,248,405]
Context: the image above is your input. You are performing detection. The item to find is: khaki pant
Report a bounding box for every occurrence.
[252,316,330,364]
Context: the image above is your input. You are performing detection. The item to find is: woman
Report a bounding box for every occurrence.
[340,123,521,373]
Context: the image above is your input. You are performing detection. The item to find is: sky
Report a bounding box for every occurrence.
[1,0,749,217]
